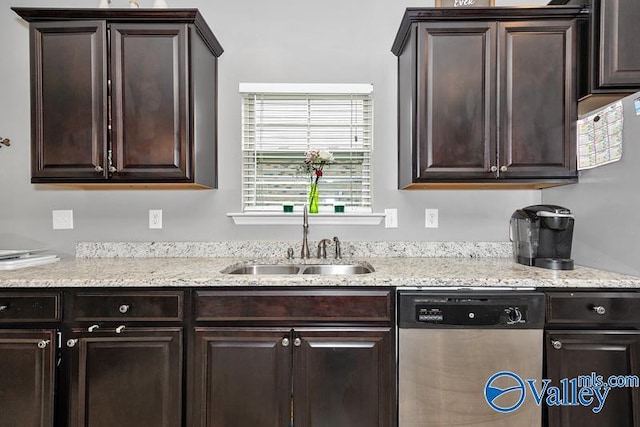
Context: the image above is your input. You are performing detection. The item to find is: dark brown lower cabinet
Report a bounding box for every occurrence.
[293,328,393,427]
[191,328,291,427]
[0,329,56,427]
[545,331,640,427]
[191,327,392,427]
[65,327,183,427]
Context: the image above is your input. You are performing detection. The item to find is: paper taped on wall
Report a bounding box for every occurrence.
[577,101,623,170]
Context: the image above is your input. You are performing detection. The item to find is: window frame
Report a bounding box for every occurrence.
[239,83,374,215]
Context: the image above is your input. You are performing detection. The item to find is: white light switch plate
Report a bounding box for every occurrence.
[52,210,74,230]
[384,209,398,228]
[149,210,162,229]
[425,209,438,228]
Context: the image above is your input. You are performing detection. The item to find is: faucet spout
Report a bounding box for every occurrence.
[301,205,310,259]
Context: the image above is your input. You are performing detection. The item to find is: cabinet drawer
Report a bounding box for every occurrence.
[547,292,640,324]
[195,289,392,322]
[66,291,183,322]
[0,292,60,322]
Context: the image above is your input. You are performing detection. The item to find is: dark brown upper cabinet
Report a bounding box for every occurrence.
[392,7,582,189]
[550,0,640,97]
[12,8,223,189]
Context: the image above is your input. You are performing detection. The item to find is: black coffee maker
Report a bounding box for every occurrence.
[509,205,575,270]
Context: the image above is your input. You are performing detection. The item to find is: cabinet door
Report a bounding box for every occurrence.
[597,0,640,89]
[498,20,577,179]
[415,22,496,180]
[293,328,393,427]
[29,21,108,182]
[545,331,640,427]
[67,327,182,427]
[0,330,56,427]
[191,328,291,427]
[110,23,190,182]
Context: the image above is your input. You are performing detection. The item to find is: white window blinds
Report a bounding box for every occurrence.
[241,84,373,212]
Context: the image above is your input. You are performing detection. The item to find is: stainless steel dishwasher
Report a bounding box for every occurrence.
[398,290,545,427]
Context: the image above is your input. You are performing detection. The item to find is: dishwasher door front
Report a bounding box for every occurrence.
[398,328,543,427]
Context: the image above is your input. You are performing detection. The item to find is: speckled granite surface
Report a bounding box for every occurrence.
[1,256,639,288]
[75,241,513,259]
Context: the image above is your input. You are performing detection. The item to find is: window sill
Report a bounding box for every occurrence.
[227,212,385,226]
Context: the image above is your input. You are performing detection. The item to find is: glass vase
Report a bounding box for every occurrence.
[309,183,319,214]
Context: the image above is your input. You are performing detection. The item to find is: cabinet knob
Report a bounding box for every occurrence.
[108,166,118,173]
[489,166,498,172]
[551,340,562,350]
[37,340,50,349]
[500,165,508,172]
[282,337,290,347]
[119,304,130,314]
[95,165,104,172]
[115,325,126,334]
[0,305,7,312]
[88,324,100,332]
[293,337,302,347]
[592,305,606,315]
[67,339,78,348]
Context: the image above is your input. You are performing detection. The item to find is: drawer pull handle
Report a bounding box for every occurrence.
[552,340,562,350]
[119,304,130,314]
[37,340,50,349]
[88,325,100,332]
[0,305,8,312]
[282,337,290,347]
[67,339,78,348]
[592,305,606,315]
[115,325,126,334]
[293,337,302,347]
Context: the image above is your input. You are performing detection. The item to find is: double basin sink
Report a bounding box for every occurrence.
[223,262,374,275]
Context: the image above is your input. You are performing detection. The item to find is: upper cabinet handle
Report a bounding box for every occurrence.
[95,165,104,172]
[489,166,498,173]
[500,166,508,172]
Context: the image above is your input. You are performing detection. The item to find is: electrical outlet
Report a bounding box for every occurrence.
[149,210,162,229]
[52,210,74,230]
[425,209,438,228]
[384,208,398,228]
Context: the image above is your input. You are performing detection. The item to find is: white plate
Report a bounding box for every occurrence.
[0,255,59,270]
[0,249,48,260]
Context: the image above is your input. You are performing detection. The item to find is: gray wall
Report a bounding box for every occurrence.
[1,0,553,258]
[543,93,640,276]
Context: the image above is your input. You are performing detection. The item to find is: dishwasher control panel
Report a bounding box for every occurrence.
[416,304,523,326]
[398,292,545,329]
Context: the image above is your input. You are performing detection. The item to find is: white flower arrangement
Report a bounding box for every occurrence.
[301,149,334,184]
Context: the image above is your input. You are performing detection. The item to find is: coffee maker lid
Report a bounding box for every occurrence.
[522,205,573,218]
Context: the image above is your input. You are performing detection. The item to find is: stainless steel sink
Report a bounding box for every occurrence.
[223,262,374,275]
[301,264,373,275]
[225,264,302,275]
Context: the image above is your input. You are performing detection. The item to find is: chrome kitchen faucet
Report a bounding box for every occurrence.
[301,205,310,259]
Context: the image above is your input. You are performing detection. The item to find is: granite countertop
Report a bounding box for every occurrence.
[1,256,639,289]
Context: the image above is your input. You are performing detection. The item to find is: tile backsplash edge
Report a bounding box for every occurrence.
[76,241,512,259]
